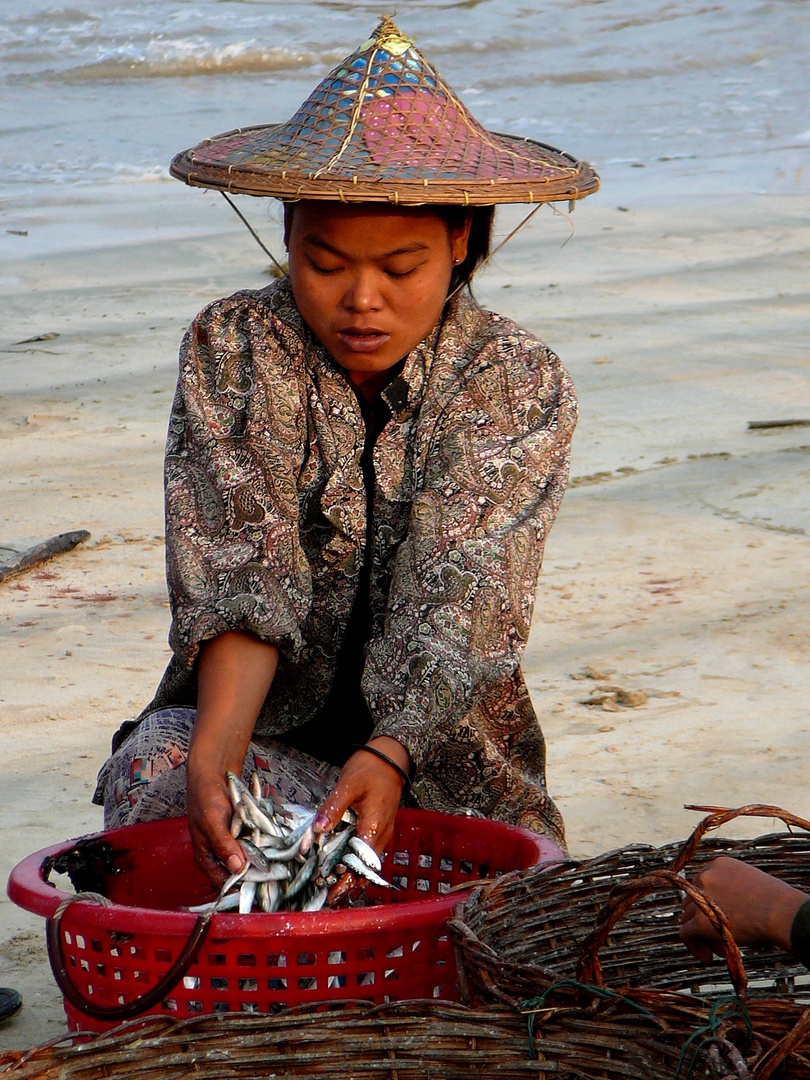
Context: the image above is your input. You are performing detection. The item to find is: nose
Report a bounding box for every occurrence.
[340,267,382,313]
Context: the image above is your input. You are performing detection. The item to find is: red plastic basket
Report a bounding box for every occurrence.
[8,809,558,1033]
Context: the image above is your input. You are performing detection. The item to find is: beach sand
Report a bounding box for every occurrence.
[1,176,808,1050]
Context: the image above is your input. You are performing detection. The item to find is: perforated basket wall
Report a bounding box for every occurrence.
[8,809,554,1033]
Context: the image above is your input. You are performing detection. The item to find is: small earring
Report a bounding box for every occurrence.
[453,257,462,265]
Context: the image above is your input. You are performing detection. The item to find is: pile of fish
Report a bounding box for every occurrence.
[188,771,394,915]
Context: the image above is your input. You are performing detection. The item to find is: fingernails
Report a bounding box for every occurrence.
[227,853,244,873]
[313,814,331,833]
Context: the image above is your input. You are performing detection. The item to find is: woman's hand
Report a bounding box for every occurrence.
[315,737,410,901]
[679,856,808,962]
[186,762,245,885]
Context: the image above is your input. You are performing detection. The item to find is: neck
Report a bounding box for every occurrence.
[346,366,399,403]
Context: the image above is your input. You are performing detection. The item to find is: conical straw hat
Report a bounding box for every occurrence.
[170,17,599,206]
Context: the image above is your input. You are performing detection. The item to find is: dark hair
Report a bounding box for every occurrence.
[436,204,496,295]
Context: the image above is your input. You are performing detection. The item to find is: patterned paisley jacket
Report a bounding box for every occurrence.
[130,277,576,844]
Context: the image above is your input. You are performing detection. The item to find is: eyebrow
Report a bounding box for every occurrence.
[302,235,430,259]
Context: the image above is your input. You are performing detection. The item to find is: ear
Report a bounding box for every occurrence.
[449,212,473,264]
[282,203,294,250]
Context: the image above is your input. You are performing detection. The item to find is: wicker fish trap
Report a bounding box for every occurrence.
[0,997,772,1080]
[449,805,810,1009]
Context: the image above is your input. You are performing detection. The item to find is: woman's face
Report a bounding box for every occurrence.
[286,201,471,398]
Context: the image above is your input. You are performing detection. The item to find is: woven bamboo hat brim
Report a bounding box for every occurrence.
[170,17,599,206]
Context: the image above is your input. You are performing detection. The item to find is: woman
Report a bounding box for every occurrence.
[94,17,598,887]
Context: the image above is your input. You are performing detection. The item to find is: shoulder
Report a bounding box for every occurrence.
[180,278,314,394]
[479,301,567,374]
[436,295,576,419]
[186,277,307,350]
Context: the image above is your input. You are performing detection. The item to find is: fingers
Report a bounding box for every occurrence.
[190,829,230,886]
[679,899,719,962]
[678,876,727,964]
[679,922,717,963]
[326,871,364,906]
[314,782,352,835]
[314,754,401,852]
[190,818,245,884]
[188,772,246,884]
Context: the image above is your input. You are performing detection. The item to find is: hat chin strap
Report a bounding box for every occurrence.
[221,192,288,277]
[447,202,545,302]
[219,191,574,302]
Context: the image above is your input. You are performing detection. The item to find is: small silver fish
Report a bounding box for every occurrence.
[240,790,283,836]
[285,853,318,901]
[348,836,382,873]
[341,852,393,888]
[216,779,394,913]
[226,771,246,810]
[302,886,329,912]
[239,880,257,914]
[243,864,291,883]
[240,837,273,871]
[185,891,241,914]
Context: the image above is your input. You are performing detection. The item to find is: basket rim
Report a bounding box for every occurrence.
[8,808,554,938]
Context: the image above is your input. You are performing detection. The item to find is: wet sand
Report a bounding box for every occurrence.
[1,176,808,1050]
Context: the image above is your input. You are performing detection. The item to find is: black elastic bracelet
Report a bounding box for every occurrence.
[350,743,411,791]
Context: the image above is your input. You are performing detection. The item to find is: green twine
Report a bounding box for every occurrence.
[518,979,659,1062]
[674,995,753,1080]
[519,983,752,1074]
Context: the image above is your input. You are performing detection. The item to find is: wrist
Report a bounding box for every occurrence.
[350,740,411,790]
[767,887,810,954]
[187,739,243,782]
[366,736,411,777]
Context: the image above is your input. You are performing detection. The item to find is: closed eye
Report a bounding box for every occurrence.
[384,258,427,278]
[308,257,343,274]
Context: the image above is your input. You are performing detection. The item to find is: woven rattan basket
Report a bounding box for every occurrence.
[4,996,810,1079]
[0,997,779,1080]
[450,805,810,1008]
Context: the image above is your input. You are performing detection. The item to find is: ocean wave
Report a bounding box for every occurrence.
[56,40,346,82]
[0,158,172,188]
[7,6,101,28]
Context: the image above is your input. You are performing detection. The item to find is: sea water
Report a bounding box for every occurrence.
[1,0,808,214]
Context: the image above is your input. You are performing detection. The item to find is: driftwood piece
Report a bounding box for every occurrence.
[747,419,810,430]
[0,529,90,583]
[12,332,60,345]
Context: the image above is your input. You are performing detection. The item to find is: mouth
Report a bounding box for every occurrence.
[336,327,390,353]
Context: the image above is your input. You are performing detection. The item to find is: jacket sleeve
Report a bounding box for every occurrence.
[364,330,577,768]
[164,294,311,673]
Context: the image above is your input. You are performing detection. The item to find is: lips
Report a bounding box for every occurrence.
[336,326,391,353]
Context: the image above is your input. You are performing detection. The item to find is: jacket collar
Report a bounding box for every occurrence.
[262,275,484,419]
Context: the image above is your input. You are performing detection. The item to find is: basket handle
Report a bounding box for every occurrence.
[46,895,213,1023]
[575,868,748,999]
[669,804,810,875]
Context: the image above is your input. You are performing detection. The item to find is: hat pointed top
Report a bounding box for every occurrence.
[170,19,599,205]
[370,14,411,53]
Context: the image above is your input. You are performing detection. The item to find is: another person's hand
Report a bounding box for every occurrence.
[679,856,808,962]
[315,736,410,901]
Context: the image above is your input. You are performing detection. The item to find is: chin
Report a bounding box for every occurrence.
[335,350,401,374]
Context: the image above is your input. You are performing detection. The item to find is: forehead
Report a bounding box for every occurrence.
[286,200,450,253]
